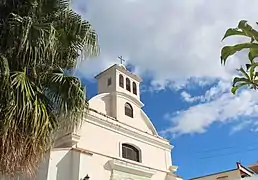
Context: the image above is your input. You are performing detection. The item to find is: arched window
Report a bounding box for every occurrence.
[133,82,137,95]
[125,102,133,118]
[119,74,124,88]
[122,143,140,162]
[126,78,131,92]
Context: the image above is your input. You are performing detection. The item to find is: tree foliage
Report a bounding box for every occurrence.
[0,0,99,177]
[221,20,258,94]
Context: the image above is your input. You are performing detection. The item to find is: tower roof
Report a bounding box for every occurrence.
[95,64,142,82]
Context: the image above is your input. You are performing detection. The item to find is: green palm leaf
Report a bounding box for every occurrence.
[43,70,86,128]
[0,0,99,176]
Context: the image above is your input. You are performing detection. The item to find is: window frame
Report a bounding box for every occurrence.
[119,74,124,88]
[132,82,137,95]
[126,78,131,92]
[125,102,133,118]
[121,143,141,163]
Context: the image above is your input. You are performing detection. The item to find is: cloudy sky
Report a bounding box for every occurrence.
[72,0,258,179]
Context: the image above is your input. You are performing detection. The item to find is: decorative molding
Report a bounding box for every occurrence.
[108,159,156,178]
[88,105,169,143]
[166,172,183,180]
[68,146,173,174]
[169,165,178,173]
[111,170,150,180]
[94,64,142,82]
[54,133,80,147]
[86,112,173,150]
[236,162,253,176]
[52,147,93,156]
[114,91,144,108]
[140,110,158,135]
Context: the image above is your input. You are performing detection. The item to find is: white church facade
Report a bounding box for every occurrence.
[35,64,182,180]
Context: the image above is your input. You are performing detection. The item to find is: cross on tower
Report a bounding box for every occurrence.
[118,56,125,65]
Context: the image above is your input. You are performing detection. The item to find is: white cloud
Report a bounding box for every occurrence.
[180,91,200,103]
[230,120,252,135]
[161,82,258,136]
[73,0,257,86]
[181,91,195,103]
[251,121,258,132]
[180,80,231,103]
[72,0,258,135]
[166,80,258,136]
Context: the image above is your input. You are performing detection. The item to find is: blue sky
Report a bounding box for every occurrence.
[72,0,258,179]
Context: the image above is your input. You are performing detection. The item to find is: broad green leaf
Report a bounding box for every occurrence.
[222,21,258,95]
[231,82,249,94]
[221,43,258,64]
[238,20,258,42]
[238,20,248,28]
[222,28,246,40]
[232,77,248,86]
[248,48,258,62]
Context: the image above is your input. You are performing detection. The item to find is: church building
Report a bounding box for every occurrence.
[36,63,182,180]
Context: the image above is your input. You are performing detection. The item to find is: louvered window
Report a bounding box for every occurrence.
[122,144,140,162]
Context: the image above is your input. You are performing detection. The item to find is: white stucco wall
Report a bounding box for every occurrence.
[37,149,93,180]
[97,68,117,95]
[89,93,155,135]
[77,119,169,171]
[36,148,179,180]
[44,108,179,180]
[96,65,141,102]
[116,96,152,134]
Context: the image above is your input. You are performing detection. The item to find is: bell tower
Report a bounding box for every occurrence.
[94,58,143,120]
[94,58,142,99]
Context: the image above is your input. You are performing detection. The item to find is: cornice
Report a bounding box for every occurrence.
[87,108,170,143]
[52,147,93,156]
[94,64,142,82]
[54,133,80,147]
[113,91,144,108]
[86,111,173,150]
[108,159,156,178]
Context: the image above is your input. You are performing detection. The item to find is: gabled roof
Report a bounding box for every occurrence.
[237,162,254,176]
[190,162,253,180]
[249,163,258,174]
[190,169,238,180]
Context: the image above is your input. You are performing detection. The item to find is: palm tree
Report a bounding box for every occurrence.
[221,20,258,94]
[0,0,99,177]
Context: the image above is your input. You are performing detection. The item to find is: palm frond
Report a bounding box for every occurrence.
[0,69,57,176]
[0,0,99,176]
[43,69,86,130]
[0,54,10,89]
[54,8,99,58]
